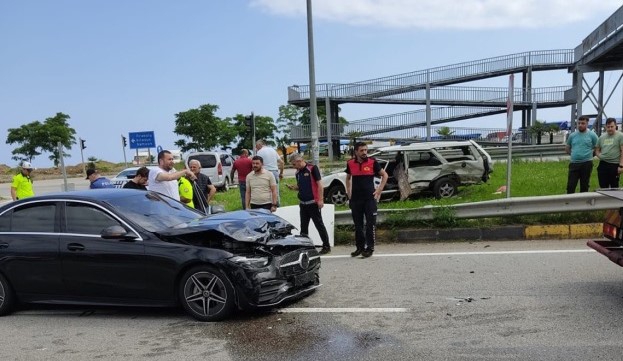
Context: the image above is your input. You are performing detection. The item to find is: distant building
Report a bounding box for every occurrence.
[133,149,182,165]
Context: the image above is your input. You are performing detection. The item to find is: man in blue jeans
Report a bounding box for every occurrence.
[565,115,598,193]
[231,149,253,209]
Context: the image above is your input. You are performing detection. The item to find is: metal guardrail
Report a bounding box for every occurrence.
[334,192,619,226]
[483,144,566,160]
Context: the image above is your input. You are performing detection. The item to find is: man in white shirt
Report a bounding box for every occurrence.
[255,140,284,205]
[148,150,196,201]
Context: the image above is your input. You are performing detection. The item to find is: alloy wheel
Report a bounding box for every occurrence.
[183,271,229,319]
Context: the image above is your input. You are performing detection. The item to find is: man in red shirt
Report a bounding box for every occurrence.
[231,149,253,209]
[346,142,388,258]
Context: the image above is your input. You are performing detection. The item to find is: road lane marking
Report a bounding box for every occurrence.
[321,249,594,259]
[279,307,409,313]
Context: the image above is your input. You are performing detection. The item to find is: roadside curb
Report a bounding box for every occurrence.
[335,223,602,245]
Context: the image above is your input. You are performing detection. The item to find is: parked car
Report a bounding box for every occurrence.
[321,140,493,204]
[110,166,158,188]
[0,189,321,321]
[186,151,235,191]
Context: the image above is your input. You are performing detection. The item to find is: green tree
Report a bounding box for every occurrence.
[278,104,349,159]
[231,114,279,154]
[278,104,348,129]
[87,156,98,169]
[545,124,560,144]
[436,126,455,139]
[173,104,237,153]
[528,120,548,145]
[6,121,46,162]
[6,112,76,165]
[41,112,77,166]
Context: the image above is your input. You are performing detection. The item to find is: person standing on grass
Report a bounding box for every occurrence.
[287,153,331,255]
[345,142,388,258]
[565,115,598,193]
[595,117,623,189]
[230,149,253,209]
[255,140,284,205]
[246,156,278,212]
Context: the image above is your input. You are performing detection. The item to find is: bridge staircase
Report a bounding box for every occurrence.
[288,50,576,142]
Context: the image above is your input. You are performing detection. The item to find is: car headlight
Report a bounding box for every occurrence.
[229,255,270,268]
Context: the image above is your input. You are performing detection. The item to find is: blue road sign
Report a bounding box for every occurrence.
[128,131,156,149]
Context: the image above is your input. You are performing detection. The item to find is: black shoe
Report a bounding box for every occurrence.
[319,247,331,255]
[350,249,363,257]
[361,249,374,258]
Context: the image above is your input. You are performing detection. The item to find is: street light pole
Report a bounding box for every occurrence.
[306,0,320,165]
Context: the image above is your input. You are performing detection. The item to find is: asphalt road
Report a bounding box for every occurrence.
[0,170,300,204]
[1,240,622,361]
[0,176,89,203]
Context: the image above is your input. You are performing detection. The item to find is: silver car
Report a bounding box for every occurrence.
[185,151,235,191]
[110,166,158,188]
[321,140,493,204]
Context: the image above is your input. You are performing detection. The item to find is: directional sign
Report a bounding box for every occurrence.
[128,131,156,149]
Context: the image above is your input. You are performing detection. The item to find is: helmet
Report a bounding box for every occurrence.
[21,161,33,170]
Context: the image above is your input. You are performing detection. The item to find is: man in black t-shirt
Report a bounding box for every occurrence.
[123,167,149,190]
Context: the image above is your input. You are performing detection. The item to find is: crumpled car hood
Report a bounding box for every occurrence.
[155,210,312,246]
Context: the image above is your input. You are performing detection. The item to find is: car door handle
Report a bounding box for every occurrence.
[0,243,8,249]
[67,243,85,251]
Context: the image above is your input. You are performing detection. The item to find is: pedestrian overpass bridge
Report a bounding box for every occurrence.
[288,5,623,146]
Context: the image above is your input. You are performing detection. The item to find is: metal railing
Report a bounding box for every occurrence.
[575,5,623,59]
[334,192,618,225]
[330,85,573,105]
[289,86,573,141]
[290,107,507,140]
[288,50,574,102]
[483,143,566,159]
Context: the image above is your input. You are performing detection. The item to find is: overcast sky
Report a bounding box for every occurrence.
[1,0,621,167]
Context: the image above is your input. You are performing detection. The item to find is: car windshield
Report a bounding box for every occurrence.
[106,192,204,232]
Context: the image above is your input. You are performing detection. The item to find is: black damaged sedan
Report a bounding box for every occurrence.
[0,189,321,321]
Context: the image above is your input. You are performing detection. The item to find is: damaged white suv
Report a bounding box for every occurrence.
[321,140,493,204]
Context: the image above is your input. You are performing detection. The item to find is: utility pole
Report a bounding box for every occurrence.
[58,142,68,192]
[306,0,319,165]
[252,112,256,154]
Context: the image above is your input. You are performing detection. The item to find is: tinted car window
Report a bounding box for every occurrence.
[108,192,203,232]
[65,202,123,234]
[189,154,217,168]
[0,210,10,230]
[11,203,57,232]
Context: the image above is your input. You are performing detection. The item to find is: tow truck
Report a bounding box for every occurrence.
[587,190,623,266]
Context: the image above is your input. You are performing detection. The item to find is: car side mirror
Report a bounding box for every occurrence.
[101,225,138,241]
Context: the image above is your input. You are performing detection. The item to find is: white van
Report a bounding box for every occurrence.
[186,151,235,191]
